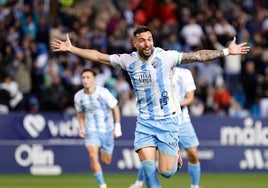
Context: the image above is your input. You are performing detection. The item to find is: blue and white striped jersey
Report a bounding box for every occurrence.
[110,47,183,120]
[74,86,118,132]
[173,68,196,123]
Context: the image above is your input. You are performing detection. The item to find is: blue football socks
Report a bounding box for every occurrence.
[137,167,144,181]
[141,160,161,188]
[94,171,105,186]
[188,163,201,186]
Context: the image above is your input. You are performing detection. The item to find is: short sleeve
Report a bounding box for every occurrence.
[110,54,127,70]
[74,91,82,112]
[100,87,118,108]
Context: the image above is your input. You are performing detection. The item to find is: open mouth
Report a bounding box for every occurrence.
[144,48,151,54]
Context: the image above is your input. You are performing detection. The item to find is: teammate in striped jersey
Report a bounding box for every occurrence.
[174,67,200,188]
[74,68,122,188]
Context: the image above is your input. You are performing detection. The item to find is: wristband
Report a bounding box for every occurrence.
[114,123,122,137]
[223,48,229,56]
[115,123,121,128]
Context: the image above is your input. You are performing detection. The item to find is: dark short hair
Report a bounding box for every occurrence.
[133,26,152,37]
[81,68,97,77]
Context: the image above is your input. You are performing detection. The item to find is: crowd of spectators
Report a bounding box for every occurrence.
[0,0,268,118]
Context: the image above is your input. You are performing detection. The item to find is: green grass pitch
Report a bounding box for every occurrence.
[0,173,267,188]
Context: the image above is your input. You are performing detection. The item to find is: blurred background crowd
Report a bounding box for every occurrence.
[0,0,268,118]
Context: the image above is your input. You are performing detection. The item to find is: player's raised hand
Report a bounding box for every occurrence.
[228,36,251,55]
[51,33,72,52]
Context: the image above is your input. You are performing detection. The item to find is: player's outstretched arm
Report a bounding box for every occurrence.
[181,36,251,63]
[51,33,112,65]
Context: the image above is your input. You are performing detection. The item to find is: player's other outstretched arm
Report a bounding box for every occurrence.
[51,33,111,66]
[181,36,251,63]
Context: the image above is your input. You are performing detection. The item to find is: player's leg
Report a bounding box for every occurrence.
[85,132,108,188]
[157,151,178,178]
[87,145,107,188]
[100,131,114,165]
[157,117,180,178]
[137,146,160,188]
[128,167,144,188]
[186,147,200,188]
[179,121,200,188]
[134,119,161,188]
[100,149,112,165]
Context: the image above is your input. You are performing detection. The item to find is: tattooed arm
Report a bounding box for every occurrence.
[181,36,250,63]
[181,50,224,63]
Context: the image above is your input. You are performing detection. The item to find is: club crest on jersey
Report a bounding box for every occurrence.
[151,61,158,68]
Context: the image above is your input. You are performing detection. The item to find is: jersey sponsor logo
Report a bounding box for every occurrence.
[83,104,98,112]
[137,72,153,87]
[159,91,169,109]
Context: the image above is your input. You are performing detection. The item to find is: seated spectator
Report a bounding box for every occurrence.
[213,83,231,115]
[0,87,11,114]
[189,97,205,117]
[241,60,258,111]
[121,89,138,116]
[180,16,204,50]
[259,69,268,117]
[0,75,23,111]
[214,83,249,117]
[93,64,112,87]
[40,75,69,111]
[114,73,131,107]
